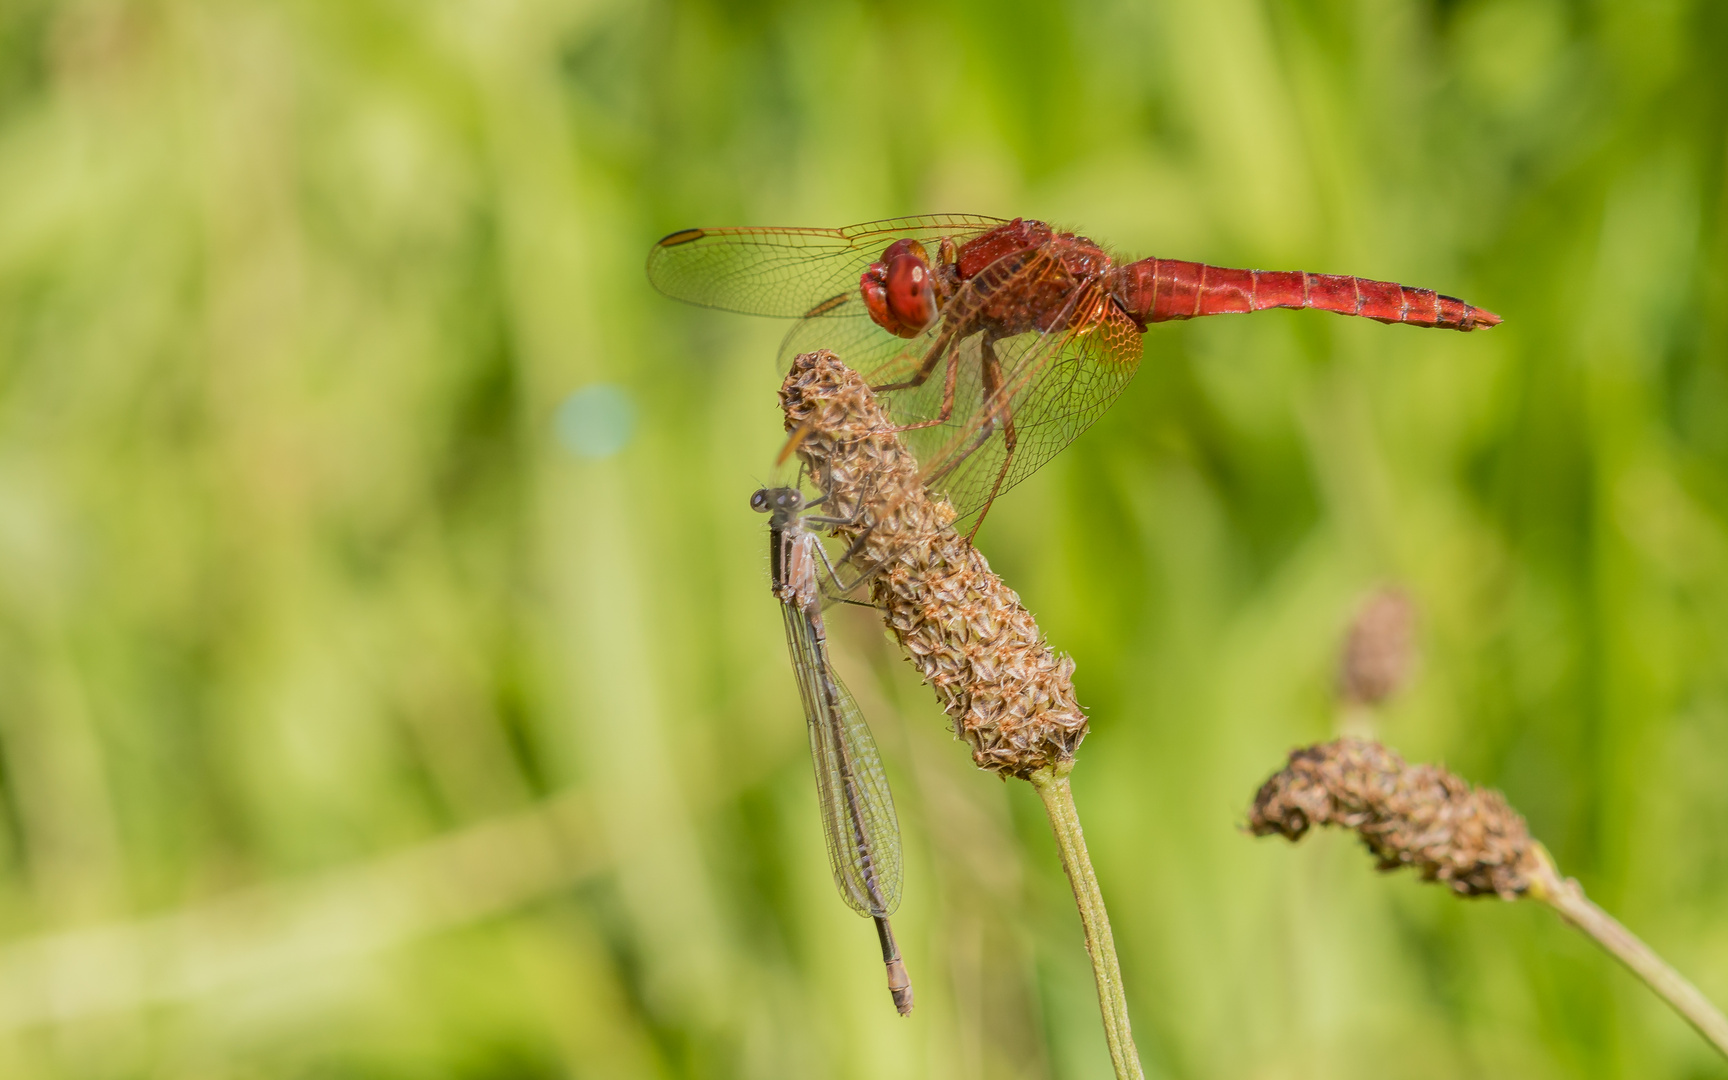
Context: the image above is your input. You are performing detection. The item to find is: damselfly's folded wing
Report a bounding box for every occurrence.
[780,600,902,918]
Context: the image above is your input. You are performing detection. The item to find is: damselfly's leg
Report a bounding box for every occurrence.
[810,544,876,607]
[805,455,875,524]
[802,469,884,601]
[802,452,878,526]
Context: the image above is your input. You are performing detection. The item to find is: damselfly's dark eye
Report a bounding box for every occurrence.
[749,489,771,513]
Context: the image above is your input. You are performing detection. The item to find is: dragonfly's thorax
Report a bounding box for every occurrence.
[995,235,1112,336]
[861,218,1120,342]
[972,229,1116,339]
[954,217,1054,277]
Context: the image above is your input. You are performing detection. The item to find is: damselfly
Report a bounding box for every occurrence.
[751,485,913,1016]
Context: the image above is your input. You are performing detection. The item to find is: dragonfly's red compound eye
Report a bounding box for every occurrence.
[884,252,936,336]
[860,260,900,334]
[880,238,928,264]
[861,239,937,338]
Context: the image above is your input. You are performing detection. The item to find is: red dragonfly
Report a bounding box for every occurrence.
[648,215,1499,533]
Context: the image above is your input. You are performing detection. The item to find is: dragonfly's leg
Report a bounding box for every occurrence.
[871,322,977,441]
[879,328,972,439]
[914,333,1014,492]
[965,337,1020,542]
[869,321,957,393]
[977,335,1012,440]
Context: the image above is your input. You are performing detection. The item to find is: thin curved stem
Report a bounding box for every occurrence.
[1527,847,1728,1061]
[1029,763,1144,1080]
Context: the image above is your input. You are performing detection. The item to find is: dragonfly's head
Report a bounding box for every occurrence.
[861,238,939,339]
[750,487,803,515]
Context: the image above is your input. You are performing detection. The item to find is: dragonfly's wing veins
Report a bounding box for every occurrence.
[919,289,1144,533]
[656,212,1140,531]
[647,214,1008,319]
[777,301,919,383]
[809,248,1144,533]
[780,600,902,918]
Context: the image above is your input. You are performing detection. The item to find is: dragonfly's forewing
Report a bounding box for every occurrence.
[780,574,902,917]
[646,214,1008,319]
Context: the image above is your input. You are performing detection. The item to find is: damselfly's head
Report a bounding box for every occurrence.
[750,487,804,515]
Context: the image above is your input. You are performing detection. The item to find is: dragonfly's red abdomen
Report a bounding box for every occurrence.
[1114,258,1500,331]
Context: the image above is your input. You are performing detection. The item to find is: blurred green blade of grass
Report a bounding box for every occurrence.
[0,790,597,1028]
[0,0,1723,1076]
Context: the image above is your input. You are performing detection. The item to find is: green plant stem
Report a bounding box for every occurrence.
[1527,847,1728,1061]
[1029,763,1145,1080]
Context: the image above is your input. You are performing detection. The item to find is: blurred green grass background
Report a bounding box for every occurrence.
[0,0,1724,1076]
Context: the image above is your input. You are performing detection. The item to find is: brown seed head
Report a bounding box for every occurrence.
[777,351,1087,778]
[1248,737,1539,899]
[1337,588,1417,707]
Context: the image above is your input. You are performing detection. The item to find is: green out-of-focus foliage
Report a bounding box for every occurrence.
[0,0,1724,1076]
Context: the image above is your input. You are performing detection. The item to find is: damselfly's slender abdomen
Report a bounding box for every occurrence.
[1115,258,1500,331]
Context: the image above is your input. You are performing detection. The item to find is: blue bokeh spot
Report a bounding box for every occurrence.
[555,383,636,459]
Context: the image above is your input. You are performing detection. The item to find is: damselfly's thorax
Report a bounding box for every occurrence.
[752,486,822,609]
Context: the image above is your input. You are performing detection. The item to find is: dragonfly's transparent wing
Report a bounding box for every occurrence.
[907,286,1145,534]
[786,247,1145,534]
[780,595,902,917]
[654,214,1141,532]
[777,298,923,385]
[646,214,1008,319]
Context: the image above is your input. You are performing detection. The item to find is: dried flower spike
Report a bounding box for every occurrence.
[1248,737,1537,898]
[777,351,1144,1078]
[777,350,1087,778]
[1248,737,1728,1060]
[1337,588,1417,707]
